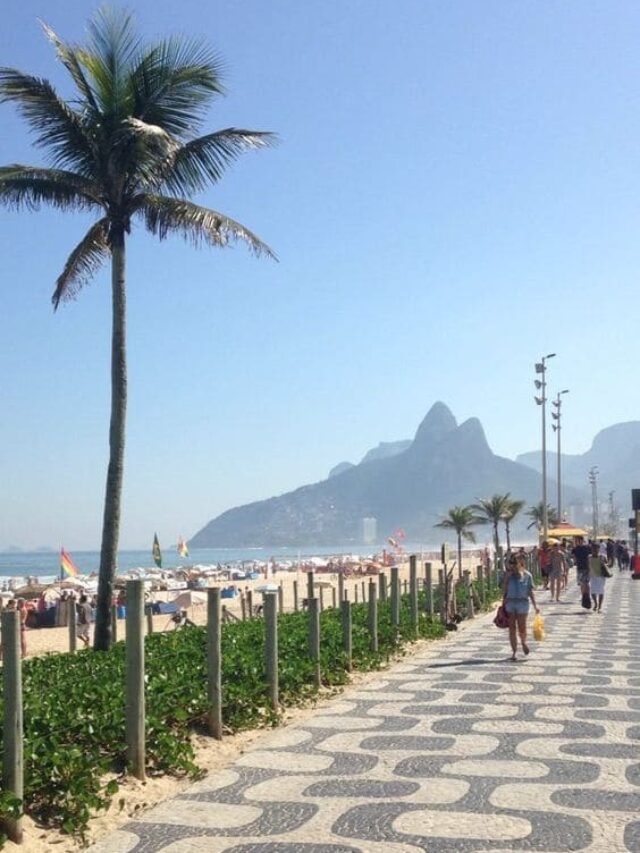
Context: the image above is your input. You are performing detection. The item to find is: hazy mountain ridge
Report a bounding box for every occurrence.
[516,421,640,502]
[191,402,560,548]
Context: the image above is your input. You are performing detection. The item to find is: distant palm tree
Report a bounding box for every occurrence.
[526,502,559,531]
[435,506,485,574]
[502,498,525,552]
[0,10,276,650]
[472,494,512,554]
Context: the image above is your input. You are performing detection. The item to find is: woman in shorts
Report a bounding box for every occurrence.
[502,553,540,661]
[589,542,608,612]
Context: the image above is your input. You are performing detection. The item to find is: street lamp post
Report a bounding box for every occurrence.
[551,389,569,523]
[534,353,556,540]
[589,466,599,537]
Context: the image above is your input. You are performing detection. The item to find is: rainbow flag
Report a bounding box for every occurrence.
[60,548,79,578]
[177,537,189,558]
[152,533,162,568]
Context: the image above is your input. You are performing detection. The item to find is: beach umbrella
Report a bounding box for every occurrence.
[170,590,207,610]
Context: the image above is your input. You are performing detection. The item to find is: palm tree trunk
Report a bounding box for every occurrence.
[457,532,462,582]
[94,229,127,651]
[505,521,511,552]
[493,522,500,555]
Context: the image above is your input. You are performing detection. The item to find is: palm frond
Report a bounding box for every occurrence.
[39,21,100,115]
[138,195,277,258]
[0,69,96,174]
[129,37,226,136]
[81,8,141,119]
[161,128,278,195]
[0,165,103,211]
[52,217,110,309]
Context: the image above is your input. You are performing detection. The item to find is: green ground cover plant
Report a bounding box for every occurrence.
[0,581,501,841]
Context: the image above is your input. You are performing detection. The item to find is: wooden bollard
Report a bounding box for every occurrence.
[319,587,325,611]
[207,588,222,738]
[306,571,315,602]
[1,611,23,843]
[308,598,321,688]
[264,593,279,711]
[438,568,446,624]
[378,572,387,600]
[361,580,366,602]
[240,593,247,621]
[125,580,145,780]
[146,605,153,636]
[338,571,345,603]
[246,590,253,619]
[332,587,337,609]
[341,598,352,671]
[68,599,77,653]
[476,565,485,607]
[409,554,419,637]
[354,585,359,604]
[403,579,408,596]
[391,566,400,629]
[111,604,118,643]
[293,580,299,612]
[368,580,378,652]
[278,583,284,614]
[425,562,434,617]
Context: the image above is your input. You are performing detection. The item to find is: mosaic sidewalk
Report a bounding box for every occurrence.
[91,571,640,852]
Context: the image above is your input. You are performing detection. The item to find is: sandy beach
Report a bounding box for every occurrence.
[21,554,482,658]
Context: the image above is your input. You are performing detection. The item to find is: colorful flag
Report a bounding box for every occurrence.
[177,536,189,558]
[60,548,79,577]
[152,533,162,568]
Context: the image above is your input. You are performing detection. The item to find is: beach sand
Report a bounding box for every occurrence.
[22,554,482,659]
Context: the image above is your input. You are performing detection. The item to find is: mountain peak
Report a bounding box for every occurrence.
[412,402,457,448]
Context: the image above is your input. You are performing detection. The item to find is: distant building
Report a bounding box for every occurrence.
[362,517,377,545]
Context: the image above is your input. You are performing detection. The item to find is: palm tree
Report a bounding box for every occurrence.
[0,11,276,650]
[526,502,559,531]
[435,506,485,575]
[502,498,525,552]
[472,494,512,554]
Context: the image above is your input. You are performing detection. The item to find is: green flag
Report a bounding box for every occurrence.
[152,533,162,568]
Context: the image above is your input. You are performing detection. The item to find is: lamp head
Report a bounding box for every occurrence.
[534,396,543,405]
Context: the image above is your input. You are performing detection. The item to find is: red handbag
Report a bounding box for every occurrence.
[493,603,509,629]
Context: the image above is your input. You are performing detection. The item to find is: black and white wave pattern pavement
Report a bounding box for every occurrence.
[91,571,640,852]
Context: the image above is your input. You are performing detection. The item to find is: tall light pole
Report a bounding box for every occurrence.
[534,353,556,540]
[589,466,599,537]
[551,389,569,522]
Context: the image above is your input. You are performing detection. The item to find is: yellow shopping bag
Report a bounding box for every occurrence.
[532,612,545,642]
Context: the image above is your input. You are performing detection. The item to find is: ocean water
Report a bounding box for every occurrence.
[0,545,397,580]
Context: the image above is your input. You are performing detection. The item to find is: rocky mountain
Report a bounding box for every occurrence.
[516,421,640,505]
[191,402,554,548]
[328,461,355,479]
[328,439,411,478]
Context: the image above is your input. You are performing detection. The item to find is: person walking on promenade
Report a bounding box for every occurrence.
[572,536,591,599]
[589,542,608,612]
[548,543,566,602]
[538,541,551,590]
[502,553,540,661]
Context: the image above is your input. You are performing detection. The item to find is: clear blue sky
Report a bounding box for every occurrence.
[1,1,639,550]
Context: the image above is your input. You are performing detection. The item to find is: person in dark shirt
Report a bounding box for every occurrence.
[572,536,591,596]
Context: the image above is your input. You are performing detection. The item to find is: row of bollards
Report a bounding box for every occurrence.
[1,554,491,844]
